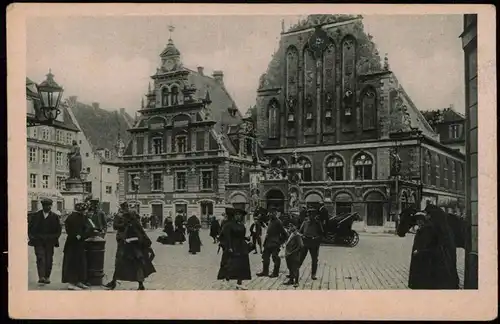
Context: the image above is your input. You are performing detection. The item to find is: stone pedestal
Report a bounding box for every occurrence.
[60,178,86,212]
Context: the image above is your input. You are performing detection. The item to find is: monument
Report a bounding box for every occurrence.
[61,140,87,211]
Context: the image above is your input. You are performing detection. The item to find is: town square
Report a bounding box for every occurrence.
[24,13,477,292]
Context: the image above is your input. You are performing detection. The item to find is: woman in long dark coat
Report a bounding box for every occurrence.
[187,214,202,254]
[62,202,94,290]
[174,214,186,244]
[209,216,221,243]
[158,216,176,245]
[399,204,460,289]
[104,207,156,290]
[217,207,252,290]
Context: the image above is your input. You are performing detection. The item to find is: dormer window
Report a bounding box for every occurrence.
[449,124,461,139]
[228,107,238,117]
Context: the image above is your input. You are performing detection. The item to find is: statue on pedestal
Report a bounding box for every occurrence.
[68,140,82,179]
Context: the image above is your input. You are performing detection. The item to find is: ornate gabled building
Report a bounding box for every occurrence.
[116,36,262,225]
[226,14,466,230]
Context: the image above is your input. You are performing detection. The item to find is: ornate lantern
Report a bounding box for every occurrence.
[35,69,64,124]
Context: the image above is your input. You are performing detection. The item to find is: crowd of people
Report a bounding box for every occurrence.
[28,196,463,291]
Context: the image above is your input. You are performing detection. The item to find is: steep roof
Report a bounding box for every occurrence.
[421,107,465,126]
[69,101,132,156]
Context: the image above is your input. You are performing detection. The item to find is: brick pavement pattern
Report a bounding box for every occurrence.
[28,230,465,290]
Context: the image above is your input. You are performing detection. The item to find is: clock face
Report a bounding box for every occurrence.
[165,59,175,71]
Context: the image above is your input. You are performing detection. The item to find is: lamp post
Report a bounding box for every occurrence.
[27,69,64,127]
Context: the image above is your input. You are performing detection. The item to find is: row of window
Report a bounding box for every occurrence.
[28,147,69,166]
[28,127,75,145]
[423,151,465,190]
[269,152,374,182]
[128,170,214,192]
[137,133,206,155]
[29,174,65,190]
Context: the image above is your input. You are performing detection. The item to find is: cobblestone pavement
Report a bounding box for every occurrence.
[28,229,465,290]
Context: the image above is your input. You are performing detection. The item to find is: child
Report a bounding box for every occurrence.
[283,221,303,288]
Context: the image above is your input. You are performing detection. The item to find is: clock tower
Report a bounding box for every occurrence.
[160,38,181,72]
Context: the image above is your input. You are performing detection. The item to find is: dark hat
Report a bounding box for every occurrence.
[41,198,53,205]
[233,208,248,216]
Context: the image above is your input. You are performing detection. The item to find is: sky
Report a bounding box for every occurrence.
[27,14,465,116]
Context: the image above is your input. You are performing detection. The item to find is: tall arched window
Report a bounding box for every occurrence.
[451,160,457,189]
[361,87,377,130]
[298,157,312,182]
[425,151,432,185]
[162,87,169,106]
[325,155,344,181]
[170,86,179,105]
[353,153,373,180]
[268,100,279,139]
[443,158,449,188]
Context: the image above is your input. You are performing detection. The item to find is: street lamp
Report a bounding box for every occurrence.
[28,69,64,127]
[133,174,141,206]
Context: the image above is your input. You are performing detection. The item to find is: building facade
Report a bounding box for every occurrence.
[421,105,466,154]
[225,15,466,230]
[65,97,133,215]
[26,77,80,212]
[116,37,261,225]
[460,14,478,289]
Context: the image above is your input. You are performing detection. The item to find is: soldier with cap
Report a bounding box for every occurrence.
[298,207,325,280]
[88,198,107,238]
[256,207,288,278]
[28,198,62,286]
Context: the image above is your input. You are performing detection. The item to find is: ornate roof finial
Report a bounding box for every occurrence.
[281,19,285,33]
[168,25,175,41]
[383,53,389,71]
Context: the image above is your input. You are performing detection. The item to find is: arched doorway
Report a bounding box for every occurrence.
[266,189,285,213]
[365,191,386,226]
[333,192,353,216]
[305,192,323,210]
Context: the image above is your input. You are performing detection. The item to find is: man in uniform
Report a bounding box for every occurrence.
[299,207,324,280]
[256,207,288,278]
[88,198,107,238]
[28,198,62,285]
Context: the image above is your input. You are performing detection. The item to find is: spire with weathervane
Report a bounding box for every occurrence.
[159,25,182,72]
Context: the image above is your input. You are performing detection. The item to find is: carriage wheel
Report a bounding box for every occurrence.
[349,231,359,247]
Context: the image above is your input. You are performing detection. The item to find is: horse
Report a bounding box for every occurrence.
[397,204,464,289]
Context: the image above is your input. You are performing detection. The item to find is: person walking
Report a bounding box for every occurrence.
[217,207,252,290]
[249,217,264,254]
[283,220,304,287]
[174,213,186,244]
[298,208,324,280]
[187,213,202,255]
[28,198,62,286]
[103,202,156,290]
[209,216,221,244]
[256,208,288,278]
[62,202,95,290]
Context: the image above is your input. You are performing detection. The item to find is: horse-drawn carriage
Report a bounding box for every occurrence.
[322,212,361,247]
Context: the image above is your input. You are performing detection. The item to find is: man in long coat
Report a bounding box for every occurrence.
[256,208,288,278]
[62,202,95,290]
[299,208,325,280]
[28,198,62,286]
[88,198,107,238]
[407,205,460,289]
[209,216,221,243]
[103,202,155,290]
[187,213,202,254]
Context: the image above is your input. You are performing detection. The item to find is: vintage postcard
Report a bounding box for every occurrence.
[7,3,497,320]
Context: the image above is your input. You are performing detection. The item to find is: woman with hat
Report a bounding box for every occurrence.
[186,212,202,254]
[217,206,252,290]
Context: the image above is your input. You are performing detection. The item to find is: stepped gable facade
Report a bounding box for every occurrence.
[229,15,466,229]
[117,36,261,225]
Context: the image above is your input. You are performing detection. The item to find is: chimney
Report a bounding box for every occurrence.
[92,102,100,110]
[69,96,78,103]
[213,70,224,84]
[119,108,125,115]
[197,66,204,76]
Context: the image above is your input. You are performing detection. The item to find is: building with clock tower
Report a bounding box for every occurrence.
[115,35,264,226]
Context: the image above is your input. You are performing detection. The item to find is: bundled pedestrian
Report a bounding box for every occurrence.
[209,216,221,243]
[28,198,62,286]
[174,213,186,244]
[62,202,95,290]
[298,208,324,280]
[103,202,156,290]
[187,213,202,254]
[217,206,252,290]
[256,208,288,278]
[283,220,303,287]
[88,198,107,238]
[249,216,264,254]
[157,216,176,245]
